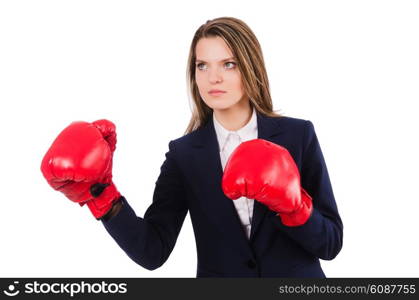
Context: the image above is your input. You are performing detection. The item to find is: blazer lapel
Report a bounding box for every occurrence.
[249,112,285,241]
[190,118,253,257]
[189,112,285,249]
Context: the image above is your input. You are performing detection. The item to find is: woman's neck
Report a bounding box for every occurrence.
[213,99,252,131]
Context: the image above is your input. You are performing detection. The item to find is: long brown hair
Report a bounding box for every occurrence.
[185,17,281,134]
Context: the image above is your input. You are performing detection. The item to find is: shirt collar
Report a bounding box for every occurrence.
[213,107,257,151]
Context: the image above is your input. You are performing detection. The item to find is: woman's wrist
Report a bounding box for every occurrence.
[100,198,123,221]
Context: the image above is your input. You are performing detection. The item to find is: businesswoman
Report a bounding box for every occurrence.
[41,17,343,277]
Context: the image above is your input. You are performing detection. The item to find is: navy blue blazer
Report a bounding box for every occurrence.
[102,112,343,277]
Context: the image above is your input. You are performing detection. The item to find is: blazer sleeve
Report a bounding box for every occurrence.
[270,120,343,260]
[101,140,188,270]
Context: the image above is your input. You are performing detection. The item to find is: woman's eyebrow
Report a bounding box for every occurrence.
[195,57,236,63]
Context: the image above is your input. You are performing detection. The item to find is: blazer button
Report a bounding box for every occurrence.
[247,259,257,269]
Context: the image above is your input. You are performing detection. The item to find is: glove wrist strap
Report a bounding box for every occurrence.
[86,182,121,219]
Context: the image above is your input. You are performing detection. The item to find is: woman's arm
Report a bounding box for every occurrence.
[101,141,188,270]
[270,120,343,260]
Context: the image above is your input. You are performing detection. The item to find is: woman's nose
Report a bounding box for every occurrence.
[208,68,223,84]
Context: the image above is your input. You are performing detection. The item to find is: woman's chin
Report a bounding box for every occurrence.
[205,101,236,112]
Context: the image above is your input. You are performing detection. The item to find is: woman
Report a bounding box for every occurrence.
[41,17,343,277]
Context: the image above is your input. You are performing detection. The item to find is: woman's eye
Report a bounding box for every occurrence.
[196,62,236,70]
[225,62,236,69]
[196,63,207,70]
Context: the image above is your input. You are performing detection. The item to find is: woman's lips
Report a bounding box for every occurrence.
[209,90,226,96]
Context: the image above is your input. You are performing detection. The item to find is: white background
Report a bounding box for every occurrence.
[1,0,418,277]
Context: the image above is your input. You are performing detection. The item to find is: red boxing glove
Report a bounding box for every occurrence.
[222,139,313,226]
[41,119,121,219]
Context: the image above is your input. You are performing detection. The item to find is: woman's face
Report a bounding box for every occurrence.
[195,36,247,112]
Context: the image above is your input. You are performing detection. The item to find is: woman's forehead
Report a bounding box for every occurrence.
[195,37,234,61]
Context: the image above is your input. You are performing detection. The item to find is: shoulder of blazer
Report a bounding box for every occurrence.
[169,122,209,148]
[257,113,312,142]
[169,113,313,150]
[264,114,309,131]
